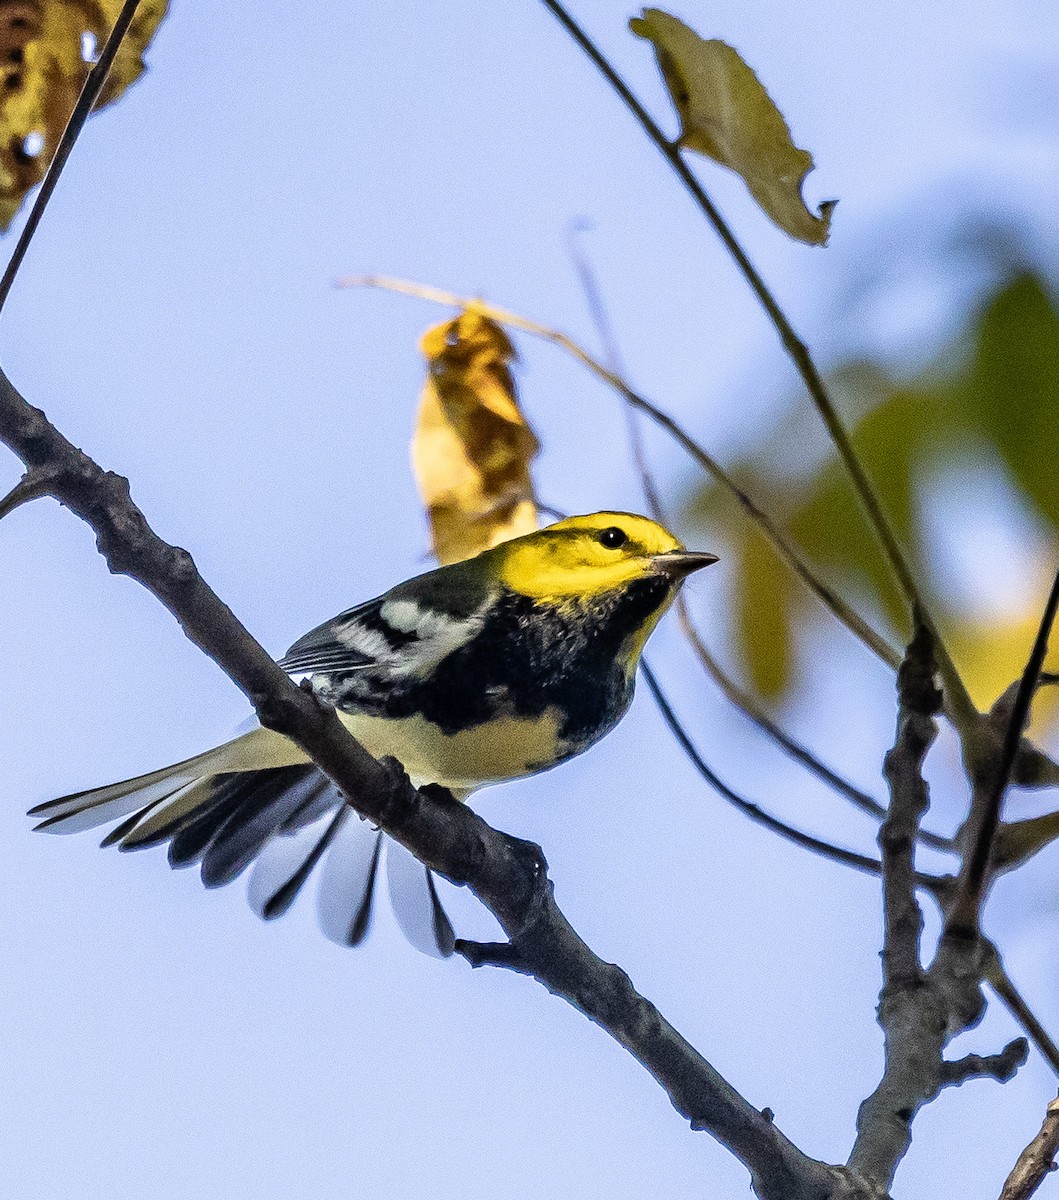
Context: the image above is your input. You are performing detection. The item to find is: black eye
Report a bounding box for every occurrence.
[598,526,628,549]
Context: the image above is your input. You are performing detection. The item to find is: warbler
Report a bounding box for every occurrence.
[30,512,717,956]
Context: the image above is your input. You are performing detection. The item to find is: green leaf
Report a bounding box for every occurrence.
[790,386,951,634]
[683,265,1059,708]
[962,275,1059,528]
[630,7,834,245]
[734,524,798,697]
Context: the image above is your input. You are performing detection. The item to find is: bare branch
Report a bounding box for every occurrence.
[342,274,900,670]
[0,368,873,1200]
[0,0,144,315]
[985,944,1059,1077]
[849,624,1022,1191]
[1000,1094,1059,1200]
[938,1039,1027,1089]
[879,620,939,988]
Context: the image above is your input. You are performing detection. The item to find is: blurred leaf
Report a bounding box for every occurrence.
[0,0,168,230]
[962,275,1059,528]
[630,7,834,245]
[949,610,1059,715]
[735,523,797,697]
[415,308,540,566]
[686,269,1059,710]
[790,388,944,635]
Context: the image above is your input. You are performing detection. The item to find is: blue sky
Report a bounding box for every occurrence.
[4,3,1059,1198]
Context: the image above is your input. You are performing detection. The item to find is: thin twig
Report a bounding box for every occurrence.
[999,1094,1059,1200]
[674,595,953,852]
[947,567,1059,939]
[985,942,1059,1077]
[562,239,944,859]
[0,466,59,519]
[560,241,947,868]
[642,660,887,879]
[537,0,979,735]
[0,0,143,315]
[342,274,900,669]
[565,221,663,515]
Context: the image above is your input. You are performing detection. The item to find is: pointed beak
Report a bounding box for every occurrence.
[650,549,720,580]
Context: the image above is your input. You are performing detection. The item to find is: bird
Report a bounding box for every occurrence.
[29,512,717,956]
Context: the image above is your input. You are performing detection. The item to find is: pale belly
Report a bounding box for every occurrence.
[337,708,565,792]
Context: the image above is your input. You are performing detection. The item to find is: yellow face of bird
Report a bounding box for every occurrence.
[495,511,715,602]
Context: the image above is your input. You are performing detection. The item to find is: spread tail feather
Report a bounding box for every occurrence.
[29,728,455,956]
[28,726,309,833]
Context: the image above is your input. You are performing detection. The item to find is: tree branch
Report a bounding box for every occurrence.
[0,369,873,1200]
[937,1040,1027,1090]
[849,623,1022,1192]
[1000,1094,1059,1200]
[878,620,938,988]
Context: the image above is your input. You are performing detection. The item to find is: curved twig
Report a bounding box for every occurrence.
[673,595,952,852]
[0,0,144,315]
[536,0,978,736]
[642,659,892,880]
[341,274,899,669]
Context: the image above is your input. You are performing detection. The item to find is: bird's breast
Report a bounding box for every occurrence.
[315,587,646,790]
[337,707,567,792]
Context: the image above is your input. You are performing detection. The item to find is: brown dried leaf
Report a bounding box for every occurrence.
[630,7,834,245]
[0,0,168,231]
[414,308,540,565]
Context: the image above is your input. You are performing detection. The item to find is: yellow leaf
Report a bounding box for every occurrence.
[630,8,834,246]
[735,523,798,697]
[414,308,540,565]
[949,606,1059,720]
[0,0,168,231]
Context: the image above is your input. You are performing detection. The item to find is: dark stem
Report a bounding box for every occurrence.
[0,0,144,314]
[538,0,978,732]
[642,660,892,879]
[674,595,952,852]
[946,567,1059,938]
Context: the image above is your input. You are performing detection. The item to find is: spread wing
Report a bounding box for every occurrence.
[278,569,490,680]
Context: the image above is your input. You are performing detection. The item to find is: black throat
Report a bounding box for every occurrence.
[327,574,673,750]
